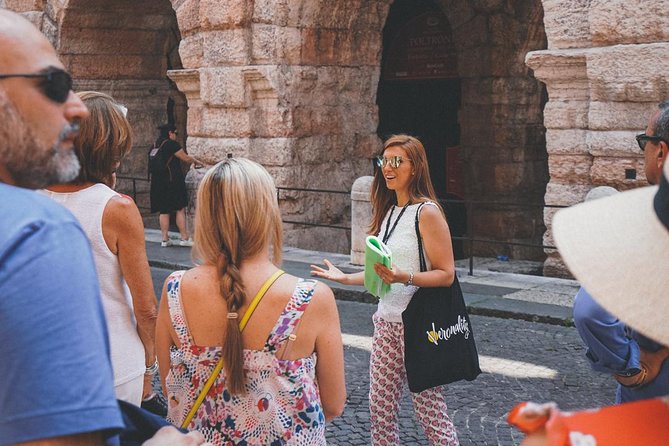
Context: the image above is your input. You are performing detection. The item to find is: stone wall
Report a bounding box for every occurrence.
[168,0,388,253]
[10,0,666,272]
[527,0,669,276]
[5,0,548,258]
[434,0,548,259]
[2,0,187,219]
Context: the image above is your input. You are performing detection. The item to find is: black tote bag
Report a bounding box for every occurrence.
[402,203,481,393]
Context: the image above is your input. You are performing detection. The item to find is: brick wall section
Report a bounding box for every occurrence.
[169,0,389,253]
[527,0,669,276]
[438,0,548,259]
[5,0,548,258]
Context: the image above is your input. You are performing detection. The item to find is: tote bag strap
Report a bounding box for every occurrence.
[414,202,428,273]
[180,268,285,428]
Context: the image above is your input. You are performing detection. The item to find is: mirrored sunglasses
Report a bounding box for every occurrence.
[0,67,73,104]
[375,155,411,169]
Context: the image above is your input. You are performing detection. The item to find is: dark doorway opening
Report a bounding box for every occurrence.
[377,0,466,258]
[378,78,461,198]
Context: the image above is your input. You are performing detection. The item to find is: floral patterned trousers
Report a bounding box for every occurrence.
[369,314,459,445]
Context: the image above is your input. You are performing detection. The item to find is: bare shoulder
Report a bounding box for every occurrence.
[311,279,335,300]
[101,195,144,249]
[418,201,444,222]
[107,193,138,213]
[306,279,336,314]
[104,194,142,227]
[180,265,217,290]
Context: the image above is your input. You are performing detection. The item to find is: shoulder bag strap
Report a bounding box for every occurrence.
[151,139,169,155]
[414,202,428,273]
[180,269,285,428]
[148,140,169,180]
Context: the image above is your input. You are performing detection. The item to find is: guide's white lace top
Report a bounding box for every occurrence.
[375,201,438,323]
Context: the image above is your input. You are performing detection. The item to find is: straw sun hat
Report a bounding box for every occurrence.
[553,160,669,346]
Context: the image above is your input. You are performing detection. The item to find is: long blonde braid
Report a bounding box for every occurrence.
[193,158,283,395]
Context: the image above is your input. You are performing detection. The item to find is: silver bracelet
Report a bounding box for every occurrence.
[145,359,159,375]
[404,271,414,287]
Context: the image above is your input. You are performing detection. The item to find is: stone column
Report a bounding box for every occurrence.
[167,0,386,254]
[527,0,593,276]
[351,176,373,265]
[526,50,591,276]
[530,0,669,276]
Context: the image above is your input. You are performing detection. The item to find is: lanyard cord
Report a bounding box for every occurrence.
[382,202,410,244]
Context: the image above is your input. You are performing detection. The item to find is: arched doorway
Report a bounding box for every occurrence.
[56,0,186,223]
[377,0,548,261]
[377,0,466,258]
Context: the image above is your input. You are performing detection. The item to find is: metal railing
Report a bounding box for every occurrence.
[119,176,567,276]
[442,198,567,275]
[116,175,151,214]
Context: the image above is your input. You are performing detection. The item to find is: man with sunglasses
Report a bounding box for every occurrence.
[572,100,669,404]
[637,100,669,186]
[0,10,209,446]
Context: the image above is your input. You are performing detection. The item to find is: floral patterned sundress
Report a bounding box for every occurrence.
[165,271,326,445]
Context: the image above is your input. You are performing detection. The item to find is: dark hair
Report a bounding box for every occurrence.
[654,100,669,141]
[73,91,132,187]
[369,134,443,236]
[156,123,176,142]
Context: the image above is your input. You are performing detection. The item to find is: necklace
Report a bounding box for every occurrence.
[382,202,411,244]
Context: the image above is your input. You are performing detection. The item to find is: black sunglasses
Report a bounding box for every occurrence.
[0,67,73,104]
[635,133,667,152]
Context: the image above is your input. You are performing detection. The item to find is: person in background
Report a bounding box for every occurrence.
[572,102,669,404]
[311,134,459,445]
[156,157,346,444]
[149,123,202,247]
[0,9,208,445]
[43,91,158,406]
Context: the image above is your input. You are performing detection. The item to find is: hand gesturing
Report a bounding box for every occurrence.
[310,259,347,284]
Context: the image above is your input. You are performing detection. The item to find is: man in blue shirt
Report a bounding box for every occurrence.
[0,10,207,446]
[573,101,669,403]
[574,288,669,403]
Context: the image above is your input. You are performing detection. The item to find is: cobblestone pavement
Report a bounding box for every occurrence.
[150,267,615,446]
[329,300,615,446]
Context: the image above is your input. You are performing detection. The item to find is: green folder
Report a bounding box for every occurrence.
[364,235,392,298]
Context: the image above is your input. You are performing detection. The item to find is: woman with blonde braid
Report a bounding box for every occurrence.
[156,158,345,445]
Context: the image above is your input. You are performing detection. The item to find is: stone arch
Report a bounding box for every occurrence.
[446,0,548,261]
[376,0,548,259]
[4,0,549,258]
[51,0,186,221]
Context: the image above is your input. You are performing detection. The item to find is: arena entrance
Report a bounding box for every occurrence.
[376,0,548,260]
[377,0,466,257]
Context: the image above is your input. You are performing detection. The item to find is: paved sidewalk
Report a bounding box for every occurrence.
[146,229,579,326]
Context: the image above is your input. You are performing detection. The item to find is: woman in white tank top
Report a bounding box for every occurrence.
[43,91,158,406]
[311,135,459,445]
